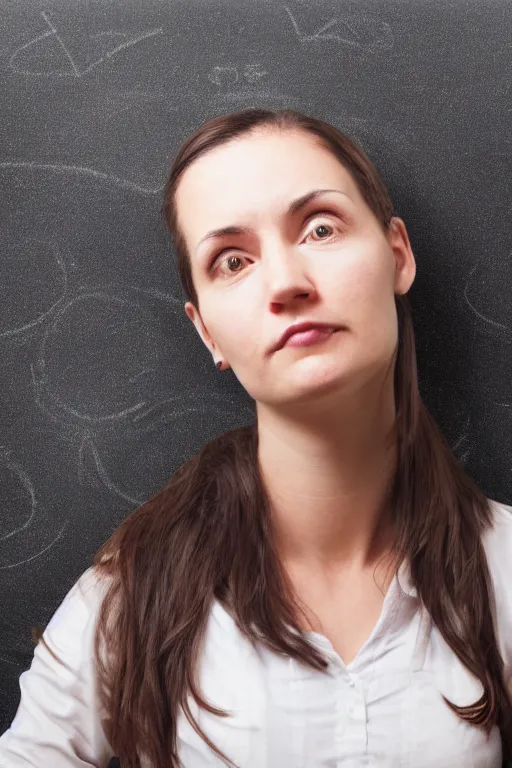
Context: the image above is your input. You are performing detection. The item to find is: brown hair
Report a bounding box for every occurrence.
[38,108,512,766]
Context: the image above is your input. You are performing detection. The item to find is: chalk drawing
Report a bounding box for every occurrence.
[0,448,37,541]
[31,292,163,426]
[77,400,255,504]
[0,239,68,339]
[78,433,143,505]
[451,414,472,465]
[0,521,68,569]
[9,10,163,77]
[451,414,471,454]
[283,6,393,51]
[463,255,511,337]
[0,161,164,195]
[0,448,69,569]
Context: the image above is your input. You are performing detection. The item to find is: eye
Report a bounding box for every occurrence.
[304,215,340,244]
[207,247,244,274]
[207,212,345,275]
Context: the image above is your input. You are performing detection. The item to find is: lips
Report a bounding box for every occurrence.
[285,327,337,348]
[273,322,342,352]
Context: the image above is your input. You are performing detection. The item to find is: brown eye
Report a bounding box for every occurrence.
[225,254,244,272]
[312,224,332,239]
[305,220,337,243]
[208,213,344,276]
[208,250,245,274]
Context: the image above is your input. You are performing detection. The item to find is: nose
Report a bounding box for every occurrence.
[262,239,317,309]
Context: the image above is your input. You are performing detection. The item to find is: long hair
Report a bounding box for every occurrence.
[39,109,512,766]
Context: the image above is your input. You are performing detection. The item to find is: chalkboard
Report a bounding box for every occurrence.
[0,0,511,758]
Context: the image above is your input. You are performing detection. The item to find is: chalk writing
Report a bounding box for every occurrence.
[208,64,268,87]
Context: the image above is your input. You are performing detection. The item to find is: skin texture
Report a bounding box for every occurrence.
[177,128,417,661]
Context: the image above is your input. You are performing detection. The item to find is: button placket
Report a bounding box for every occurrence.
[338,670,368,755]
[288,657,307,765]
[348,674,367,718]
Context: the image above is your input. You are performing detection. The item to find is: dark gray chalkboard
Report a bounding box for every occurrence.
[0,0,511,758]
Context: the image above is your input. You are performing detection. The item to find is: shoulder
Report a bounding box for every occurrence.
[0,566,115,764]
[41,566,113,661]
[481,497,512,583]
[481,497,512,681]
[51,565,111,624]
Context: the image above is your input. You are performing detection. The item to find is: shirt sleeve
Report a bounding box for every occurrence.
[0,566,116,767]
[483,498,512,697]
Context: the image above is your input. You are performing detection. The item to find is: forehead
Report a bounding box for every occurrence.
[174,129,363,251]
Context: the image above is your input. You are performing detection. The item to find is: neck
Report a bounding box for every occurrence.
[256,375,397,573]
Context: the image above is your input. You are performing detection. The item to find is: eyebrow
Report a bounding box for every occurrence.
[195,188,352,254]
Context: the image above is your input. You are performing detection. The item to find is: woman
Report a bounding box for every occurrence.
[0,108,510,768]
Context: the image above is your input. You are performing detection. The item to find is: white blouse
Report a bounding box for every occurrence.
[0,498,511,768]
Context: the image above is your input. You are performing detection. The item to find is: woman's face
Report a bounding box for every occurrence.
[177,128,416,408]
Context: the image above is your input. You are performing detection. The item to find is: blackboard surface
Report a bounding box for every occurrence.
[0,0,511,752]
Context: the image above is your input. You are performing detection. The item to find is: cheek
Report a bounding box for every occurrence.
[339,243,391,291]
[211,310,260,363]
[335,255,397,354]
[333,245,393,310]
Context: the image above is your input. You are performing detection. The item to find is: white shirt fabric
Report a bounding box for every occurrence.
[0,498,511,768]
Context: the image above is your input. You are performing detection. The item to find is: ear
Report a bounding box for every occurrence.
[387,216,416,295]
[184,301,221,358]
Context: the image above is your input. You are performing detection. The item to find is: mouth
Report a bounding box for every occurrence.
[282,326,341,349]
[272,322,344,353]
